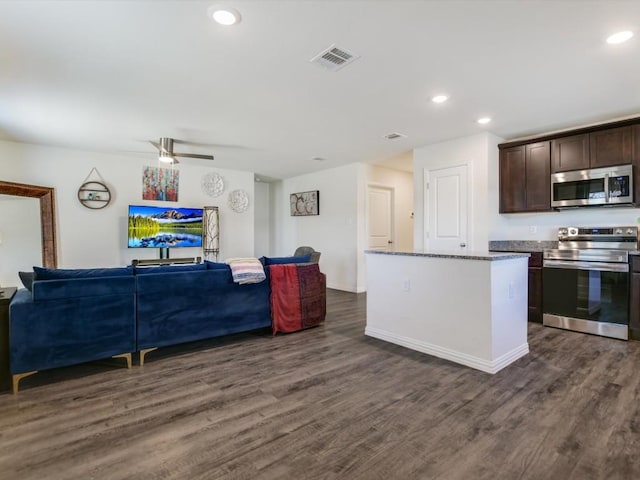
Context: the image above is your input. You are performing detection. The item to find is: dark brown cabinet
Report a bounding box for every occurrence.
[551,126,632,173]
[499,146,525,212]
[525,142,551,211]
[633,124,640,202]
[590,126,633,168]
[629,257,640,341]
[500,117,640,212]
[528,253,543,323]
[499,141,550,213]
[551,134,589,173]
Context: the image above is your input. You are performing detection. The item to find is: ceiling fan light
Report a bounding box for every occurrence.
[159,154,175,164]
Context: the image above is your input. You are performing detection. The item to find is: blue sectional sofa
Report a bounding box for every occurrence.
[135,263,271,365]
[10,268,137,393]
[8,260,294,393]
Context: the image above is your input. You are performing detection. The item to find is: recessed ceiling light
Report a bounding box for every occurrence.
[606,30,633,44]
[312,157,326,162]
[477,117,492,125]
[208,6,241,26]
[431,95,449,103]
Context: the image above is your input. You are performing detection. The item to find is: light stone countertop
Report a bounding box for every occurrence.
[364,250,530,261]
[488,240,557,252]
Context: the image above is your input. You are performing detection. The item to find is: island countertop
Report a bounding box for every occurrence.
[365,250,530,261]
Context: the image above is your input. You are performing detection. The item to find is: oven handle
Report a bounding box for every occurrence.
[605,173,610,203]
[543,259,629,273]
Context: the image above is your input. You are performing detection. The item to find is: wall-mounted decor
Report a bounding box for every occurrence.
[290,190,319,216]
[77,167,112,209]
[201,172,225,197]
[203,206,220,261]
[228,189,249,213]
[142,166,179,201]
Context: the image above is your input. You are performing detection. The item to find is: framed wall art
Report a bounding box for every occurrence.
[142,166,179,202]
[290,190,319,216]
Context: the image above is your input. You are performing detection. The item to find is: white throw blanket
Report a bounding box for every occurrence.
[225,257,266,284]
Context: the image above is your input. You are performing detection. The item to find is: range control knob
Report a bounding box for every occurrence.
[568,227,578,236]
[615,228,623,235]
[627,228,636,235]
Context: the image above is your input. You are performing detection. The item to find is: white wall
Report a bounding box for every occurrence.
[413,132,501,251]
[413,132,640,246]
[272,163,360,292]
[0,196,41,286]
[0,139,256,268]
[488,208,640,241]
[254,181,270,256]
[365,164,414,252]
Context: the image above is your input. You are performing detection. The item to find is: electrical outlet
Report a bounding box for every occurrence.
[529,226,537,234]
[402,279,411,292]
[508,283,515,299]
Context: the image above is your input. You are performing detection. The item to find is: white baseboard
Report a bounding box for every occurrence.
[364,326,529,374]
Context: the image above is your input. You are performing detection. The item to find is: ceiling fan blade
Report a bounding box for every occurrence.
[174,152,215,160]
[150,140,174,156]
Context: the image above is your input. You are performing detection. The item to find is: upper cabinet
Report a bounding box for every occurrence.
[525,141,551,211]
[551,126,633,173]
[499,141,550,213]
[551,134,589,173]
[499,146,525,212]
[498,117,640,214]
[589,126,632,168]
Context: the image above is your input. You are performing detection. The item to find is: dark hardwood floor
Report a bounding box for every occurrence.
[1,289,639,479]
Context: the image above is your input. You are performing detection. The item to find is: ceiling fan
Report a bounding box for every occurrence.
[150,137,214,164]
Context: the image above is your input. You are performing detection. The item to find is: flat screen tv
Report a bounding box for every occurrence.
[127,205,203,248]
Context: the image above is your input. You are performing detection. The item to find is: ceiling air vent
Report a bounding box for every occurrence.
[383,132,407,140]
[310,44,360,72]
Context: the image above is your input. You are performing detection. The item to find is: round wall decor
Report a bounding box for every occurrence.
[77,180,111,209]
[201,172,225,197]
[228,189,249,213]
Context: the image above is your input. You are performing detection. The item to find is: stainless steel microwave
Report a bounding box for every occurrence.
[551,164,633,208]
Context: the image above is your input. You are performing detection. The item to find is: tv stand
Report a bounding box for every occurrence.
[132,257,202,267]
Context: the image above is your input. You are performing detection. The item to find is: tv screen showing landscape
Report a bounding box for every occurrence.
[128,205,203,248]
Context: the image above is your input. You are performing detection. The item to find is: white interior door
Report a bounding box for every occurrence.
[425,165,468,251]
[367,186,393,251]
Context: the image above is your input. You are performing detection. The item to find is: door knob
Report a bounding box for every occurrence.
[460,243,466,247]
[388,240,393,244]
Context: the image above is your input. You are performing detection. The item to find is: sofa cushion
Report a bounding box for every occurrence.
[33,266,133,280]
[261,254,311,265]
[205,260,230,271]
[135,263,207,275]
[19,271,34,292]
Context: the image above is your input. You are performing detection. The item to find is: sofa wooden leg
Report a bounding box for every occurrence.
[139,348,157,367]
[112,353,132,369]
[12,371,38,394]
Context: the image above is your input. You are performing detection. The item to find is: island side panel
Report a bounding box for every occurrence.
[489,257,530,369]
[365,253,494,369]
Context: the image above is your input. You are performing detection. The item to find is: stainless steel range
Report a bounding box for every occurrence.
[543,226,638,340]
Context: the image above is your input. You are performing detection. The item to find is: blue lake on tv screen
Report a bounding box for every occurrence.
[129,232,202,248]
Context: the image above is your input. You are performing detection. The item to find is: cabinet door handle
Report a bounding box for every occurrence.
[460,243,467,248]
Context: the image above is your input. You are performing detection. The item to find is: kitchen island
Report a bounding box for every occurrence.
[365,250,530,374]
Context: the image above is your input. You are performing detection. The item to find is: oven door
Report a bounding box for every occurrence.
[542,260,629,339]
